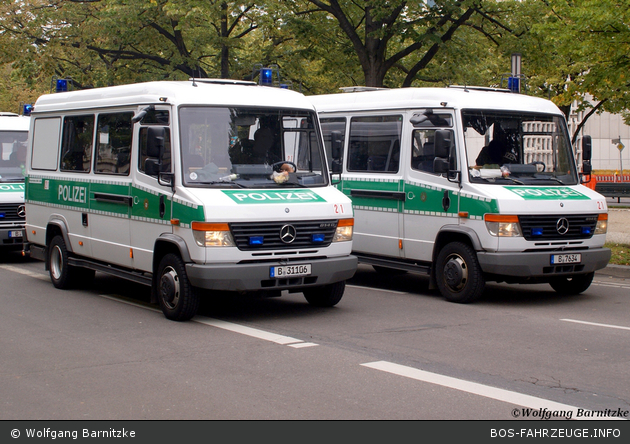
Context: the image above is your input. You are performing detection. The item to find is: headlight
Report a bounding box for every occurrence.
[333,218,354,242]
[192,222,235,247]
[484,214,522,237]
[595,213,608,235]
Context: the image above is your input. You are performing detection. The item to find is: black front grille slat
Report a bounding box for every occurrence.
[519,214,598,241]
[231,220,337,251]
[0,203,25,222]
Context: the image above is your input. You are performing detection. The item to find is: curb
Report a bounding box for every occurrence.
[596,264,630,279]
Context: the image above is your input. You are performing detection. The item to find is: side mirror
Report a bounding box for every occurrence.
[331,159,342,174]
[330,130,343,159]
[145,158,160,177]
[147,127,165,158]
[434,130,452,158]
[582,135,592,161]
[433,158,450,174]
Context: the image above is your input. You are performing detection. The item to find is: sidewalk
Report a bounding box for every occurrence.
[600,197,630,278]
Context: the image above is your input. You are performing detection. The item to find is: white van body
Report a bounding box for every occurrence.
[25,80,356,320]
[311,86,610,302]
[0,112,30,252]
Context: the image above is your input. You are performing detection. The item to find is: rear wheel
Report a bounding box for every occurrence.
[303,281,345,307]
[549,272,594,295]
[435,241,484,303]
[48,235,94,288]
[156,253,200,321]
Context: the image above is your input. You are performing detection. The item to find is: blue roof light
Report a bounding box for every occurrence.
[56,79,68,93]
[260,68,273,86]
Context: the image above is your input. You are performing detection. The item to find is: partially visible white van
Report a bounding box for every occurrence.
[0,112,30,253]
[311,86,610,302]
[24,80,356,321]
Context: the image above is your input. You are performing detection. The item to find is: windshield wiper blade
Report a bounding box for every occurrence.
[194,180,247,188]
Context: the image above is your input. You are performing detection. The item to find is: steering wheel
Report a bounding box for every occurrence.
[530,161,546,172]
[272,161,297,173]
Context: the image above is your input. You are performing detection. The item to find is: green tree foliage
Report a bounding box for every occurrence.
[502,0,630,141]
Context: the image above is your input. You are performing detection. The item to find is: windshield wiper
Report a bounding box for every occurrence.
[534,176,565,185]
[193,180,247,188]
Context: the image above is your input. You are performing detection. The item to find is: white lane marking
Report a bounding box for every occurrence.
[361,361,624,421]
[288,342,319,348]
[98,295,316,347]
[194,316,307,345]
[0,264,49,281]
[560,318,630,331]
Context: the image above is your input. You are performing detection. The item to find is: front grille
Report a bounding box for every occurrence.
[230,220,337,251]
[0,203,25,223]
[519,214,598,241]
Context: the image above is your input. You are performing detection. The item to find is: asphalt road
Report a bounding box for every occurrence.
[1,252,629,421]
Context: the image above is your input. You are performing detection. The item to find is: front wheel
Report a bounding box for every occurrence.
[549,272,594,295]
[435,242,484,303]
[156,253,200,321]
[303,281,345,307]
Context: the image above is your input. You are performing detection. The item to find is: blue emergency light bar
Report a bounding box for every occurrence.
[260,68,273,86]
[56,79,68,92]
[23,104,33,116]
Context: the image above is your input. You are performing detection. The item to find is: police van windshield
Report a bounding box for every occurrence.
[179,106,327,188]
[463,110,578,185]
[0,130,28,182]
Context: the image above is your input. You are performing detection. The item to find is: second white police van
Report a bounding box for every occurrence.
[0,112,30,253]
[24,79,356,321]
[311,86,611,303]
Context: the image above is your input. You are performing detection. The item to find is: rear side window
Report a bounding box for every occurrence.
[347,115,401,173]
[60,115,94,172]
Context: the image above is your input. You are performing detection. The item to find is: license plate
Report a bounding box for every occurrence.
[550,253,581,265]
[270,264,312,278]
[8,230,23,238]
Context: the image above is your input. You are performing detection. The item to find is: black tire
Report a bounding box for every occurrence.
[48,235,73,289]
[48,235,95,289]
[156,253,200,321]
[549,272,594,295]
[303,281,345,307]
[435,241,484,303]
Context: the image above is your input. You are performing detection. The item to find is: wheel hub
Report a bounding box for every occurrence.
[443,255,468,291]
[159,267,180,309]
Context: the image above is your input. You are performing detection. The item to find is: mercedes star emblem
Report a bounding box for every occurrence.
[556,217,570,235]
[280,224,297,243]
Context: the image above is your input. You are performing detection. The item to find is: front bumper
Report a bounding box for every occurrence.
[186,255,358,292]
[477,247,611,278]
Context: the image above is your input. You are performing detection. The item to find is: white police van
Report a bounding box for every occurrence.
[0,112,30,253]
[24,79,356,321]
[311,86,610,302]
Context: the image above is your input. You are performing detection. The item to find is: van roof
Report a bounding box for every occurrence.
[0,113,30,132]
[32,80,315,113]
[309,86,563,116]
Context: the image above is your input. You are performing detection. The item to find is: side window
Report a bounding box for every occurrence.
[320,118,346,169]
[411,129,438,174]
[138,127,171,174]
[60,115,94,172]
[95,112,133,175]
[347,115,401,173]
